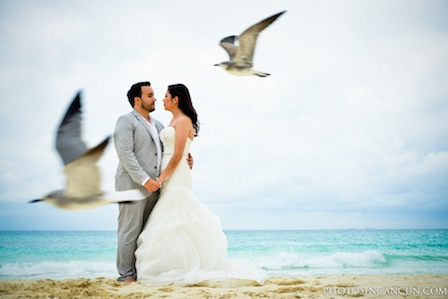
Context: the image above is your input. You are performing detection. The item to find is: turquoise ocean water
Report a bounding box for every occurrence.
[0,229,447,279]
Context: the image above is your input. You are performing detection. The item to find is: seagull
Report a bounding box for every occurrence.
[214,10,286,77]
[29,92,146,210]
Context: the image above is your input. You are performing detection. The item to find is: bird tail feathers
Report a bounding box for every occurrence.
[102,189,147,202]
[254,71,270,77]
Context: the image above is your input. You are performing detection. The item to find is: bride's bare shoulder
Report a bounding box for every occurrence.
[176,115,193,127]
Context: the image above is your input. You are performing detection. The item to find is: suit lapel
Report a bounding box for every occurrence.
[154,120,164,133]
[154,121,164,152]
[131,110,158,145]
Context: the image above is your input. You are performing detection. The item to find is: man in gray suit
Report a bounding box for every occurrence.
[114,81,164,282]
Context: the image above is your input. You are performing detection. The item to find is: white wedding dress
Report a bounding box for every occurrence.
[135,126,266,287]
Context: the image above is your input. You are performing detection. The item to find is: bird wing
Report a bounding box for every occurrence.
[56,92,88,165]
[60,189,145,210]
[233,11,286,68]
[219,35,238,60]
[64,137,110,198]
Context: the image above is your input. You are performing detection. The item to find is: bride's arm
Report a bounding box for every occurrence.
[157,117,193,185]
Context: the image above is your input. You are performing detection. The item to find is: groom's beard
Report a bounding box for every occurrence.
[142,102,155,112]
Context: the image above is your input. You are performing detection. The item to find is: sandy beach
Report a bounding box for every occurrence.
[1,274,447,299]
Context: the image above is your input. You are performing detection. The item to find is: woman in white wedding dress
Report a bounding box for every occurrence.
[135,84,266,287]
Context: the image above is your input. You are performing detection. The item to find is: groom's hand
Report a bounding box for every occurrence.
[187,153,194,169]
[144,178,160,192]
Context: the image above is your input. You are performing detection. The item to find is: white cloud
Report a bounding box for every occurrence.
[0,0,447,230]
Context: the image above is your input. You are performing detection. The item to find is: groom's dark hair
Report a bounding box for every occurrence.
[127,81,151,107]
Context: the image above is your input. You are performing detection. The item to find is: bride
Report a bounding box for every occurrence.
[135,84,266,287]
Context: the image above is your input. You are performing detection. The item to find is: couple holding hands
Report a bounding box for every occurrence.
[114,82,265,286]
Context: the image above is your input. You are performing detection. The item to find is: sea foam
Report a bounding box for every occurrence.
[254,250,387,273]
[0,261,116,279]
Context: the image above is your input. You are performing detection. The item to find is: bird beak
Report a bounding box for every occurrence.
[213,64,219,67]
[29,199,42,204]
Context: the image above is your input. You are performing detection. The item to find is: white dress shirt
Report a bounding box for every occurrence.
[140,113,162,186]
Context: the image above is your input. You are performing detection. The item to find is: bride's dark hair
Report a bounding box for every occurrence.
[168,84,200,136]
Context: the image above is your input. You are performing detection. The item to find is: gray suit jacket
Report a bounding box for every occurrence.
[114,110,164,196]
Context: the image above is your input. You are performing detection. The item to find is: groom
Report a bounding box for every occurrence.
[113,81,178,282]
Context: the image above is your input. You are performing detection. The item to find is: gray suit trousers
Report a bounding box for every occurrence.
[116,191,159,281]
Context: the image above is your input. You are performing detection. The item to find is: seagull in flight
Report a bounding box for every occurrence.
[214,10,286,77]
[29,92,146,210]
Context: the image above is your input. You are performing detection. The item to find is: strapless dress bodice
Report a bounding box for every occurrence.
[159,126,193,191]
[160,126,192,156]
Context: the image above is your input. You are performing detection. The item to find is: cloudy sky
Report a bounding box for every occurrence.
[0,0,447,230]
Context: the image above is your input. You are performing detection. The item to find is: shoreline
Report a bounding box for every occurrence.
[1,274,447,298]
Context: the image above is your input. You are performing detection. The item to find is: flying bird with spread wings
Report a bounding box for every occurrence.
[214,10,286,77]
[29,92,146,210]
